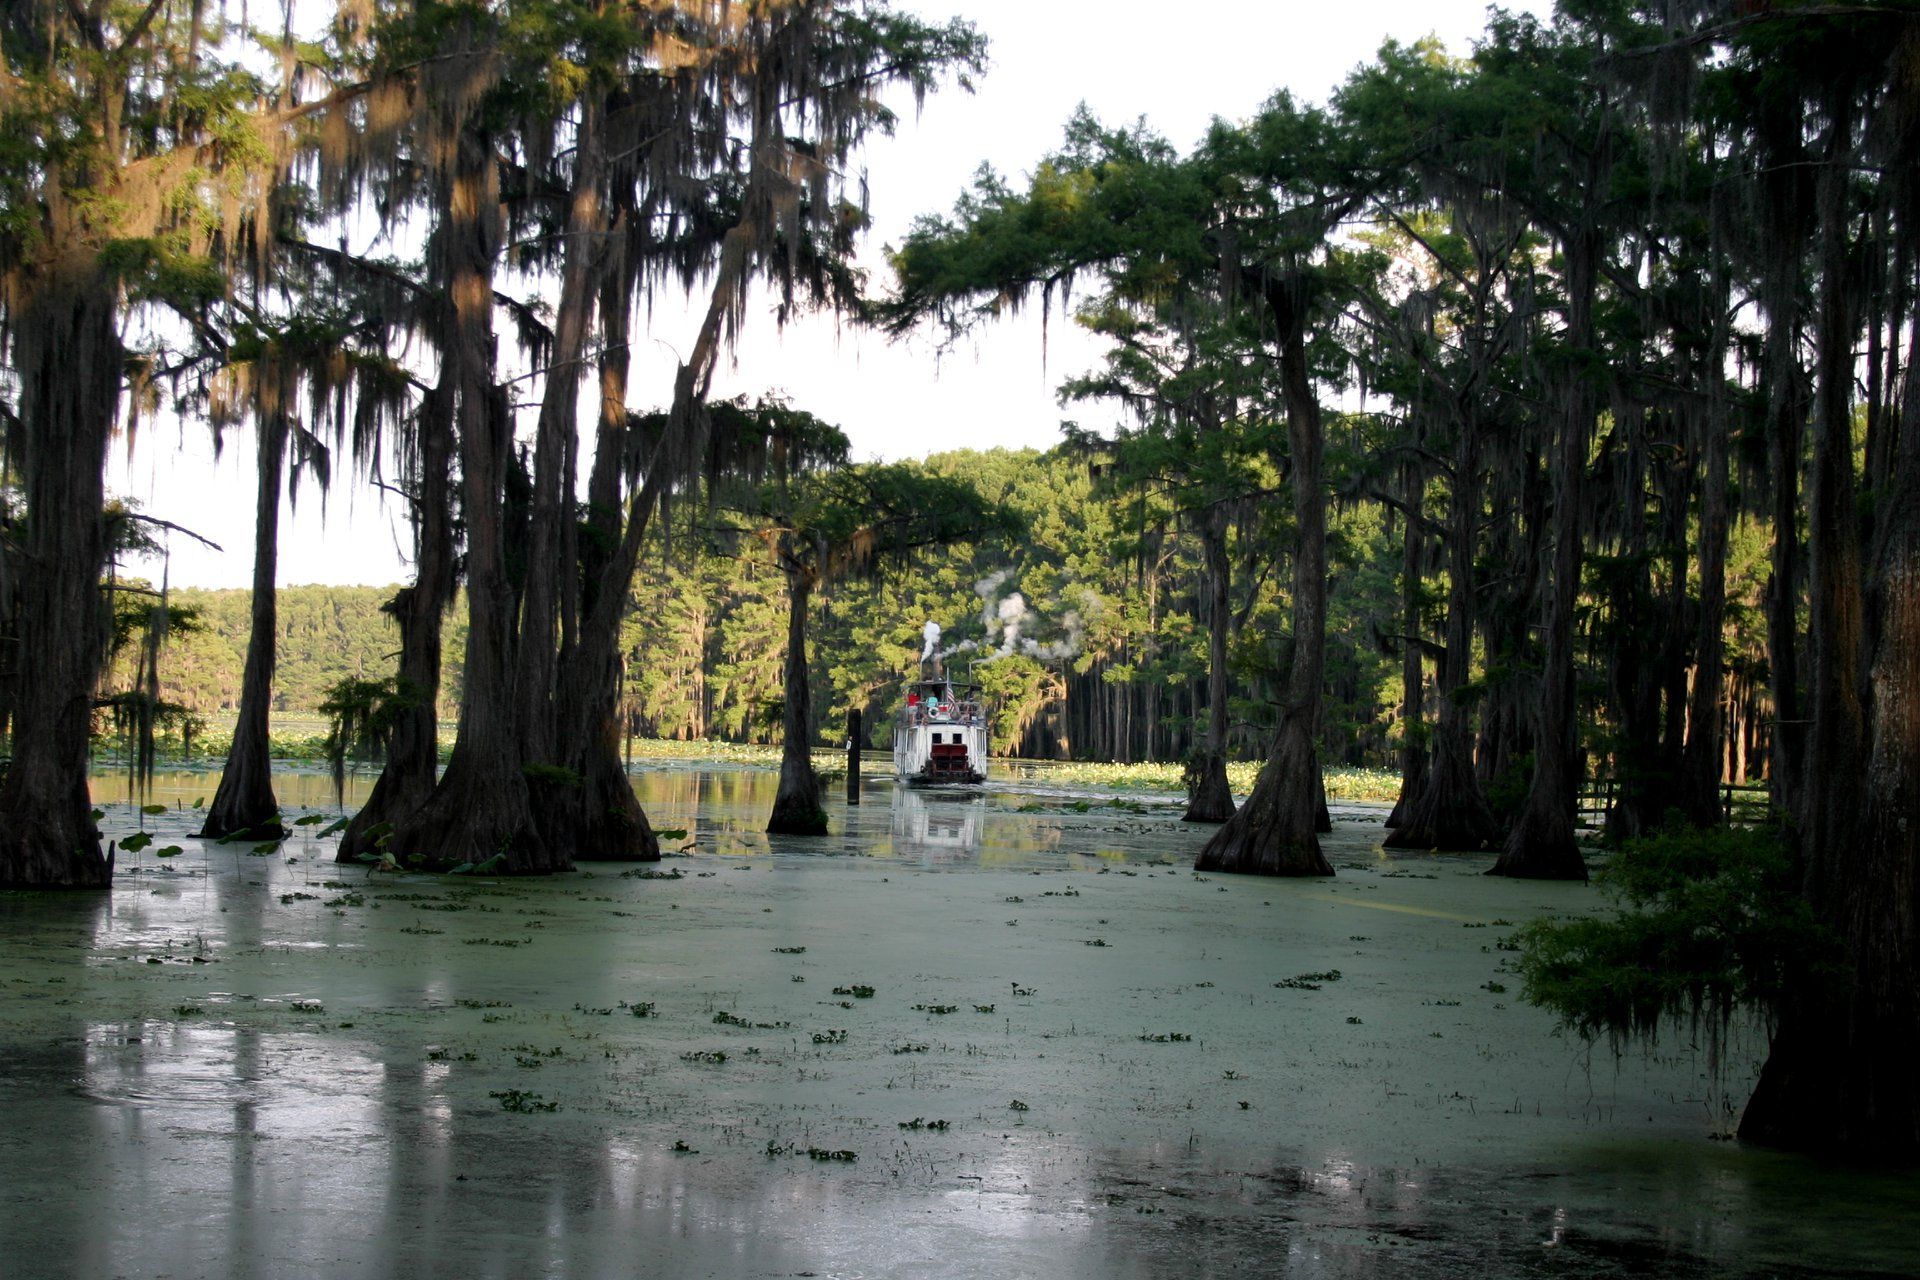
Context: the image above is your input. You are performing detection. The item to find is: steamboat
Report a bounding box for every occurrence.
[893,624,990,785]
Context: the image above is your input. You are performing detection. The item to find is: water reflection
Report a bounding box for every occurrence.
[890,788,986,860]
[87,766,1176,874]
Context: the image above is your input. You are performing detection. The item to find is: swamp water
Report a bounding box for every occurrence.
[0,765,1914,1278]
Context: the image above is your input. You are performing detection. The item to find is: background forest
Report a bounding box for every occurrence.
[137,446,1411,766]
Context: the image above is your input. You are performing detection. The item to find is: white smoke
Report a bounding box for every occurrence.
[940,575,1088,666]
[994,591,1028,656]
[921,620,942,662]
[974,569,1013,630]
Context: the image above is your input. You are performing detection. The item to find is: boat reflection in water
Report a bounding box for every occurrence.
[888,784,986,861]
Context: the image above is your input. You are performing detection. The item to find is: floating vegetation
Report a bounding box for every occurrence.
[172,1004,203,1017]
[911,1004,958,1015]
[811,1029,848,1044]
[290,999,323,1013]
[715,1011,791,1030]
[1083,938,1108,947]
[806,1148,856,1162]
[574,1004,614,1016]
[891,1042,929,1054]
[621,867,684,880]
[831,985,875,998]
[1008,1099,1030,1112]
[672,1139,698,1154]
[772,946,806,954]
[973,1004,995,1013]
[456,999,510,1009]
[1482,981,1508,994]
[621,1001,657,1018]
[1274,970,1343,991]
[491,1089,558,1113]
[897,1118,950,1131]
[1138,1032,1192,1043]
[680,1050,729,1064]
[399,925,443,936]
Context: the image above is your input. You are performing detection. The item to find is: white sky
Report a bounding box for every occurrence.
[110,0,1549,589]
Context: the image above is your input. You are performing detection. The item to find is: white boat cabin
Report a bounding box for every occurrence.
[893,677,989,784]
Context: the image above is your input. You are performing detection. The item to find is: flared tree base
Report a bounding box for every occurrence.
[1382,747,1499,853]
[1487,816,1588,880]
[1386,755,1426,828]
[1182,752,1235,824]
[337,761,434,864]
[0,811,110,889]
[535,740,660,861]
[767,799,829,835]
[389,756,562,874]
[1738,1009,1920,1157]
[1195,726,1333,877]
[201,712,285,844]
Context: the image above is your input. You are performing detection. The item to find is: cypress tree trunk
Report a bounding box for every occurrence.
[200,410,289,840]
[768,568,827,835]
[1386,416,1497,852]
[1196,304,1331,876]
[532,262,659,862]
[514,102,604,777]
[389,128,554,873]
[1184,504,1235,823]
[1387,464,1427,828]
[1764,315,1806,823]
[1680,339,1733,827]
[338,384,456,863]
[1494,232,1596,881]
[1741,123,1917,1153]
[0,271,118,888]
[1744,473,1920,1154]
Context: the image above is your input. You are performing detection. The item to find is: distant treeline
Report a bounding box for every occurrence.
[148,584,465,721]
[140,447,1409,767]
[145,444,1771,785]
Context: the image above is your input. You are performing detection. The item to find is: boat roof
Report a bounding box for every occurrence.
[908,677,981,693]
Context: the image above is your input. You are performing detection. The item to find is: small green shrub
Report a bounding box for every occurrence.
[1516,823,1837,1058]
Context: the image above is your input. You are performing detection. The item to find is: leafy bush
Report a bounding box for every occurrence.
[1516,823,1838,1058]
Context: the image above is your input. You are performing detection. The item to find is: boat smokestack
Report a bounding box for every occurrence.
[921,621,941,663]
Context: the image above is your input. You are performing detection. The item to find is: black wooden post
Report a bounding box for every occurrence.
[846,709,862,805]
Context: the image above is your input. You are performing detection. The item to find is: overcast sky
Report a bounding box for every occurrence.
[111,0,1550,589]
